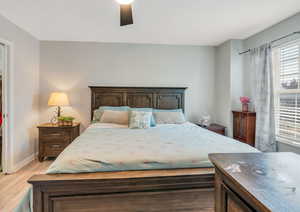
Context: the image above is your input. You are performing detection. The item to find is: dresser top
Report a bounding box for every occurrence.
[232,110,256,115]
[38,122,80,128]
[209,152,300,212]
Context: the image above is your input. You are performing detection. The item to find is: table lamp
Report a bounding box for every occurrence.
[48,92,70,119]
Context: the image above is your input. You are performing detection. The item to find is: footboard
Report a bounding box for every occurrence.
[28,168,215,212]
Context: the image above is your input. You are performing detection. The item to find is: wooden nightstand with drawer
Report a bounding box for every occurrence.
[38,123,80,162]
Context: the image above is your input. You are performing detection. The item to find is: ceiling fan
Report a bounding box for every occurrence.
[116,0,134,26]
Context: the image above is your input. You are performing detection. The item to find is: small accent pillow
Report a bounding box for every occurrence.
[153,109,186,124]
[129,108,156,127]
[129,111,152,129]
[92,109,103,123]
[93,106,130,123]
[100,110,129,125]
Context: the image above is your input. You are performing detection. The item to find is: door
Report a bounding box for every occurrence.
[221,183,254,212]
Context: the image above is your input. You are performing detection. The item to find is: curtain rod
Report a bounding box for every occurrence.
[239,31,300,55]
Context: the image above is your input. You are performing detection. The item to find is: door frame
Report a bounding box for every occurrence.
[0,38,14,173]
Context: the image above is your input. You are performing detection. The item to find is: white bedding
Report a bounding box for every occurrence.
[91,123,129,129]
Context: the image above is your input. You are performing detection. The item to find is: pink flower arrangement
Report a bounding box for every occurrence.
[240,96,250,104]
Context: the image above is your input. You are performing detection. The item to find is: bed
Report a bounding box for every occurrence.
[28,86,258,212]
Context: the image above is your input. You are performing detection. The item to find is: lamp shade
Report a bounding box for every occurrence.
[48,92,70,106]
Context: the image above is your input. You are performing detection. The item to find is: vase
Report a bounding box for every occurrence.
[242,103,249,112]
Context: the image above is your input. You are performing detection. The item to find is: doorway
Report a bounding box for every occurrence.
[0,40,11,174]
[0,43,4,173]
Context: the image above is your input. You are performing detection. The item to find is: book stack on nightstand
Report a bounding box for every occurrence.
[196,123,226,136]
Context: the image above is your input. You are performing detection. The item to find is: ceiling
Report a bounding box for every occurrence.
[0,0,300,46]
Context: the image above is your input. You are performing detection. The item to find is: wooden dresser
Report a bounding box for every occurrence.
[232,111,256,146]
[38,123,80,161]
[209,153,300,212]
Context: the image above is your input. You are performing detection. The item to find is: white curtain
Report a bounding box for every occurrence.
[250,44,277,152]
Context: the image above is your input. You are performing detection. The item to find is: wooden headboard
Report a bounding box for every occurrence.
[89,86,187,120]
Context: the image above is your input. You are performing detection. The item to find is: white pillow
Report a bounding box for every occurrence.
[100,110,129,125]
[153,111,186,124]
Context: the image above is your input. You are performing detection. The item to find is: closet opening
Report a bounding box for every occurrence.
[0,40,12,174]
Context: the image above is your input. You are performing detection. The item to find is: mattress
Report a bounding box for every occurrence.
[46,122,258,174]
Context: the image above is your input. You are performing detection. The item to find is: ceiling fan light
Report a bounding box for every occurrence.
[116,0,134,5]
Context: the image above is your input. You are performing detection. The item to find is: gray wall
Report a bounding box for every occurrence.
[244,12,300,49]
[0,14,40,171]
[39,41,216,129]
[214,40,244,137]
[214,41,231,133]
[230,40,244,112]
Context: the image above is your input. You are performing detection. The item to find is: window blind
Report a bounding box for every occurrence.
[275,41,300,143]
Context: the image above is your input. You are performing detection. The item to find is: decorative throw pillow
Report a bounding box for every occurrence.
[100,110,129,125]
[153,109,186,124]
[92,109,102,123]
[129,108,156,127]
[92,106,130,123]
[129,111,152,129]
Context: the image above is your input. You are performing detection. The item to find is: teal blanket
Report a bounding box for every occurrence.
[47,122,258,174]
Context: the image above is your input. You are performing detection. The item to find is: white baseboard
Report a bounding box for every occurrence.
[11,152,38,173]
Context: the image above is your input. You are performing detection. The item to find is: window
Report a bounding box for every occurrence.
[273,40,300,145]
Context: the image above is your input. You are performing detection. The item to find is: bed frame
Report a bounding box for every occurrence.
[29,86,215,212]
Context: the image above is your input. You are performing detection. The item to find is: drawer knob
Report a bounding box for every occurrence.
[51,144,61,148]
[49,133,62,137]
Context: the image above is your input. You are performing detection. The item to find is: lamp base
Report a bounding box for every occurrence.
[57,106,61,117]
[50,106,62,125]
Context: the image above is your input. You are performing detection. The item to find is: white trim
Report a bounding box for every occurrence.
[278,138,300,148]
[11,152,37,173]
[0,38,14,173]
[278,89,300,94]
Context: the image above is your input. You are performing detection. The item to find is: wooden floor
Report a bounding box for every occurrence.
[0,160,52,212]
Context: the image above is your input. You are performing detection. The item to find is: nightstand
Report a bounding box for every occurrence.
[197,123,226,136]
[37,122,80,162]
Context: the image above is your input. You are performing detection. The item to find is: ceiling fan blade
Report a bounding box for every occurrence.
[120,4,133,26]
